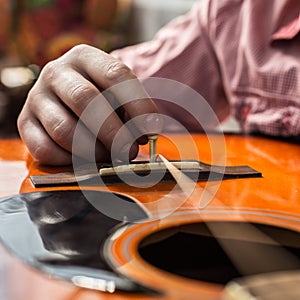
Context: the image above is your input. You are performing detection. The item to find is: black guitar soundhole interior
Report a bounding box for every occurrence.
[138,221,300,284]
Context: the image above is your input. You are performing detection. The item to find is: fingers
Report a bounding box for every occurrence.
[18,111,112,165]
[38,65,139,160]
[17,111,73,165]
[18,44,163,165]
[60,45,163,136]
[18,92,113,164]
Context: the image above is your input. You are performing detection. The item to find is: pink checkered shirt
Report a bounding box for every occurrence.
[112,0,300,137]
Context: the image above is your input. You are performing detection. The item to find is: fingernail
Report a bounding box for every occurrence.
[143,113,163,134]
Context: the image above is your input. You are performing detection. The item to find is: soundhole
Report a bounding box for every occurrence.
[138,221,300,284]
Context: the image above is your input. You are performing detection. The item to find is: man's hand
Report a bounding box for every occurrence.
[18,44,162,165]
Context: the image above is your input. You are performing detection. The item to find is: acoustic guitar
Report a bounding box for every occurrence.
[0,132,299,300]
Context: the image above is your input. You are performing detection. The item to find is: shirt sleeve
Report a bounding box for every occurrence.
[211,1,300,138]
[111,1,229,131]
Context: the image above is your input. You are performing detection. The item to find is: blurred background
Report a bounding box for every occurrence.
[0,0,198,138]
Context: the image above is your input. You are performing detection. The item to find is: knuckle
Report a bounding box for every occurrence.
[26,86,39,102]
[65,44,90,59]
[105,61,133,82]
[39,45,89,81]
[17,110,26,126]
[17,113,26,134]
[24,87,45,112]
[32,144,52,163]
[51,119,72,144]
[68,44,89,57]
[69,83,98,110]
[40,60,59,82]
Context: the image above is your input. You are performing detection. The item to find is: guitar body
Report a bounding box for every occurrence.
[0,133,299,299]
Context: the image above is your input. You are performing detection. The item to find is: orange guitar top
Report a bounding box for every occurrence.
[0,133,299,300]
